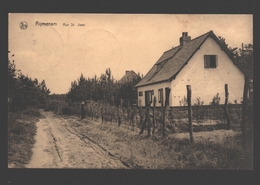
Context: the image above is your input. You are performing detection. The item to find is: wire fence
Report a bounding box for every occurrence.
[59,100,243,134]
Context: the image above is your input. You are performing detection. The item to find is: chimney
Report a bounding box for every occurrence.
[126,70,130,74]
[179,32,191,46]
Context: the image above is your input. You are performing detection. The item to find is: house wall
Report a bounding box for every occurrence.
[170,37,245,106]
[137,82,171,107]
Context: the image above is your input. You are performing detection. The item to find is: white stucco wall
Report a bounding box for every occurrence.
[137,82,171,107]
[170,37,245,106]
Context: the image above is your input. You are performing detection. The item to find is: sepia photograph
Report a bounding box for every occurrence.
[8,14,253,169]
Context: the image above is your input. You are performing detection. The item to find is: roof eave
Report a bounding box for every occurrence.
[134,79,171,88]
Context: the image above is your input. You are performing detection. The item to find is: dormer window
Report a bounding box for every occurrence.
[204,55,218,68]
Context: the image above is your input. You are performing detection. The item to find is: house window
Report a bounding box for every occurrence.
[204,55,218,68]
[138,91,143,96]
[158,88,163,103]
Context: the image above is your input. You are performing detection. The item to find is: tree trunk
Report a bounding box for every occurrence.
[187,85,194,143]
[224,84,231,129]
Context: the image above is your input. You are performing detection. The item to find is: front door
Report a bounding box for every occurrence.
[145,91,151,107]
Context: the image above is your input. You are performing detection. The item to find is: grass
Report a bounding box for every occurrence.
[64,115,253,170]
[8,108,43,168]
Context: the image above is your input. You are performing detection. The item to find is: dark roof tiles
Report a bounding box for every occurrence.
[118,70,140,83]
[135,31,211,87]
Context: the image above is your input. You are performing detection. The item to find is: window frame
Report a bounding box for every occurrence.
[204,55,218,68]
[158,88,163,104]
[149,91,152,103]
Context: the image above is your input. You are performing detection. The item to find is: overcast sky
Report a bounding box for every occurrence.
[8,14,253,94]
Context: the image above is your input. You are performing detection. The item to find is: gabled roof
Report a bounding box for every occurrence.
[135,30,247,88]
[118,70,141,84]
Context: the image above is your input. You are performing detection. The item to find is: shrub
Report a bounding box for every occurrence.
[21,108,41,117]
[8,112,37,167]
[193,97,204,123]
[45,101,59,112]
[62,107,72,115]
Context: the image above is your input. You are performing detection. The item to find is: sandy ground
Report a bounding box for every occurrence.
[24,110,244,169]
[26,110,127,169]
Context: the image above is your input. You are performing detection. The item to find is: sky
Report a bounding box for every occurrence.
[8,14,253,94]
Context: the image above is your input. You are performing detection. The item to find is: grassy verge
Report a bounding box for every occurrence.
[8,108,44,168]
[62,115,252,169]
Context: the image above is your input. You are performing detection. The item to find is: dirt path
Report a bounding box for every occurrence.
[26,110,127,169]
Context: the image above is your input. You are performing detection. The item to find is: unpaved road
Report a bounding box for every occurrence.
[26,110,127,169]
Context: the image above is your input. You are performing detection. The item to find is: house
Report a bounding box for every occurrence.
[118,70,141,84]
[117,70,141,107]
[134,31,246,107]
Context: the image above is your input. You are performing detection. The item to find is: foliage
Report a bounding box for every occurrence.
[8,56,50,112]
[45,94,68,112]
[193,97,204,123]
[179,96,188,106]
[21,108,42,117]
[66,68,141,107]
[62,107,73,115]
[210,93,220,106]
[8,110,40,167]
[68,118,252,169]
[218,36,253,78]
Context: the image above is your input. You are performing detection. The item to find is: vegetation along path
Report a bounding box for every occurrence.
[26,110,251,169]
[26,110,127,169]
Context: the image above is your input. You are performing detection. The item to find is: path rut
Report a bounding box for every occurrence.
[26,110,127,169]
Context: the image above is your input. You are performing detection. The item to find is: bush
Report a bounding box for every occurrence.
[21,108,41,117]
[62,107,72,115]
[8,112,37,167]
[45,101,58,112]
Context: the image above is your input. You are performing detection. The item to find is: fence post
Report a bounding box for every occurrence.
[90,102,94,120]
[162,88,171,137]
[152,96,156,134]
[139,104,152,136]
[101,103,104,123]
[120,99,123,107]
[187,85,194,143]
[242,75,249,149]
[224,84,231,129]
[81,101,85,119]
[140,106,147,135]
[118,105,122,127]
[147,106,151,137]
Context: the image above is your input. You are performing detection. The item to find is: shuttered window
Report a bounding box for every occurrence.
[204,55,217,68]
[158,88,163,104]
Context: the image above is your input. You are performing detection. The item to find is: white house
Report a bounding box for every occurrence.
[134,31,246,107]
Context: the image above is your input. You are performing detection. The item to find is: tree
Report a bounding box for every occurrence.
[218,36,253,78]
[8,55,51,111]
[66,68,142,107]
